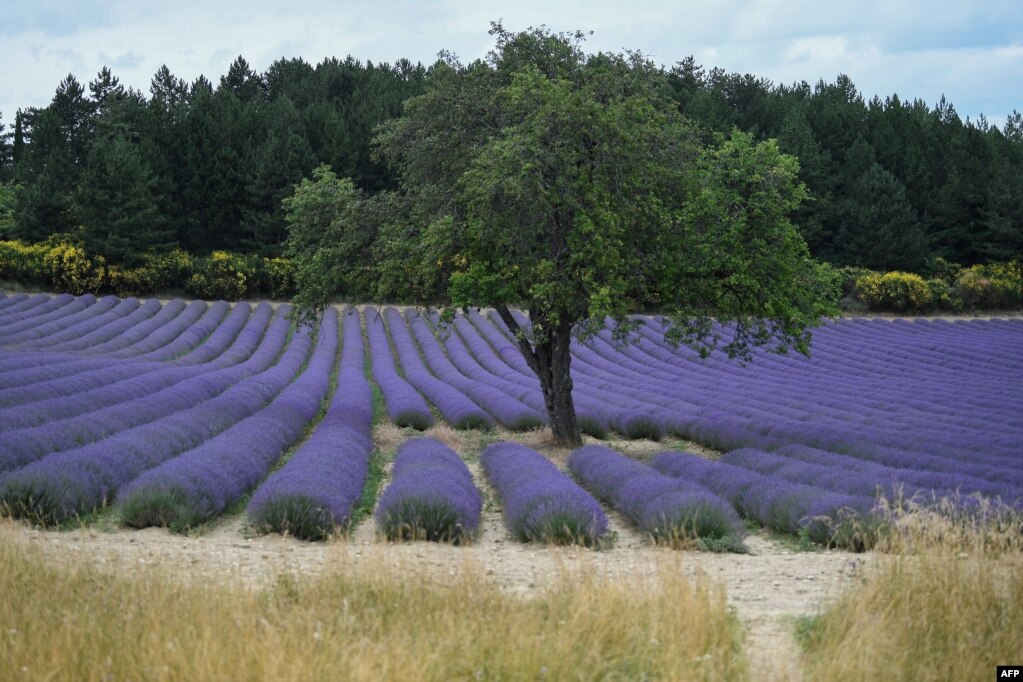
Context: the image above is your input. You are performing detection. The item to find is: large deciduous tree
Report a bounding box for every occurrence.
[287,24,838,445]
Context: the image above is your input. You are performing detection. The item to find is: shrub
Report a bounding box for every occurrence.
[954,262,1022,310]
[0,240,48,284]
[144,249,193,290]
[186,251,248,300]
[855,271,932,312]
[836,266,874,297]
[924,278,961,312]
[106,265,158,297]
[262,257,296,299]
[41,243,106,295]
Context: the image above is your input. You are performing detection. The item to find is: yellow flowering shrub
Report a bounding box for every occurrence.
[41,243,106,295]
[261,257,296,299]
[855,271,933,312]
[0,240,49,283]
[107,265,158,298]
[954,262,1022,310]
[185,251,248,300]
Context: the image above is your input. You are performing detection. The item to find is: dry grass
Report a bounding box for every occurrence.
[800,498,1023,681]
[0,536,748,682]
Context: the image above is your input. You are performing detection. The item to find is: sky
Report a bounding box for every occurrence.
[1,0,1021,130]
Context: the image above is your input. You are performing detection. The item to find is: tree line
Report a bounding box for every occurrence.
[0,50,1020,270]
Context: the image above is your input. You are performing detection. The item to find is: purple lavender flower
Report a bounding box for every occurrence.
[376,437,481,542]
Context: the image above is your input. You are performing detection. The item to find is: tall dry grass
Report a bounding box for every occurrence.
[800,497,1023,681]
[0,537,747,681]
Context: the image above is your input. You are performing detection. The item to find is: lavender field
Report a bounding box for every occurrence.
[0,291,1020,546]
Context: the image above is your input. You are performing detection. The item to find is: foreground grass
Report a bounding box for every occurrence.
[0,536,747,681]
[800,500,1023,681]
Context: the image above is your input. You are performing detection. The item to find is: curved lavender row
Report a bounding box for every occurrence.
[632,317,1023,439]
[0,304,275,472]
[364,306,433,429]
[481,441,608,545]
[116,311,336,530]
[0,305,268,429]
[0,293,30,310]
[464,310,612,437]
[650,451,878,547]
[376,437,481,542]
[42,298,162,352]
[79,298,188,355]
[8,296,137,348]
[0,308,301,525]
[567,445,743,544]
[0,293,51,320]
[382,306,493,430]
[487,308,686,440]
[572,316,1022,486]
[0,301,224,402]
[105,299,208,357]
[406,310,545,430]
[722,447,1023,508]
[248,307,373,539]
[0,294,114,346]
[131,300,233,362]
[0,294,76,330]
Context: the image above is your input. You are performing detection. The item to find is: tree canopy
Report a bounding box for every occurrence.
[285,24,839,445]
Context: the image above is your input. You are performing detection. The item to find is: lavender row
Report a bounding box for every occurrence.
[117,309,338,530]
[0,300,225,392]
[406,309,545,430]
[376,437,481,542]
[364,306,433,429]
[248,307,374,539]
[567,445,744,546]
[0,301,227,409]
[0,308,304,525]
[42,298,161,352]
[461,309,611,437]
[0,294,89,341]
[481,441,607,545]
[0,304,267,430]
[0,293,76,330]
[0,304,278,475]
[381,306,493,430]
[651,451,879,548]
[0,295,118,346]
[10,296,140,348]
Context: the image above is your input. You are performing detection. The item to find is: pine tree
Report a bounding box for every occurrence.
[76,135,174,265]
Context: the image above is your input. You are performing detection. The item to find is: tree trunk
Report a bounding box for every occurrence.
[496,305,581,447]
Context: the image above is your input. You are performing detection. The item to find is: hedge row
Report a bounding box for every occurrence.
[838,260,1022,313]
[0,238,295,300]
[2,237,1019,313]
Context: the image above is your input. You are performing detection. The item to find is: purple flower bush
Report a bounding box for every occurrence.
[0,304,279,472]
[115,310,335,530]
[364,306,434,429]
[376,437,481,543]
[248,307,375,540]
[382,307,493,430]
[481,441,608,545]
[651,450,880,548]
[0,295,118,346]
[568,445,744,547]
[408,310,546,431]
[0,308,299,525]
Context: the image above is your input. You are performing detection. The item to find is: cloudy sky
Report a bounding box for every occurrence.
[2,0,1021,130]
